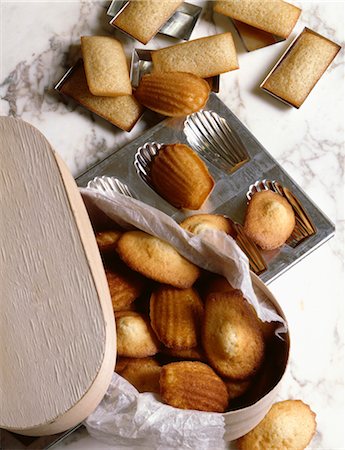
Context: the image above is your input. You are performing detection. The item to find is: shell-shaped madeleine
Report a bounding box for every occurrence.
[151,143,215,209]
[134,72,210,117]
[160,361,229,412]
[203,290,265,380]
[244,190,295,250]
[150,286,204,350]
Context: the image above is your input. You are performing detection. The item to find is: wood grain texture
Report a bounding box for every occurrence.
[0,117,116,435]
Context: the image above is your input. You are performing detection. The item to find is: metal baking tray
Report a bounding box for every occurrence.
[76,93,335,284]
[107,1,202,41]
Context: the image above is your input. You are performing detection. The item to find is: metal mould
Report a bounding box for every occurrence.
[233,222,268,275]
[54,60,82,92]
[184,110,249,173]
[87,176,135,199]
[106,0,128,18]
[159,2,202,41]
[134,141,162,190]
[231,19,284,52]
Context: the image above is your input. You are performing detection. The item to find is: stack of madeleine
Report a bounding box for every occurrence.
[95,225,280,414]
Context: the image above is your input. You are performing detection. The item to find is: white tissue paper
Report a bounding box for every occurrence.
[81,189,287,449]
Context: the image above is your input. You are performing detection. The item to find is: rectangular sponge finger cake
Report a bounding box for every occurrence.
[152,33,239,79]
[261,28,341,108]
[81,36,132,97]
[112,0,183,45]
[214,0,301,39]
[60,61,143,132]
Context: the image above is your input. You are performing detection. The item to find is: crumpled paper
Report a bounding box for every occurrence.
[86,375,228,450]
[81,188,287,449]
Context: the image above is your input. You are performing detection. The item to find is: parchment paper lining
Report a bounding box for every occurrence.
[85,375,228,450]
[81,188,285,327]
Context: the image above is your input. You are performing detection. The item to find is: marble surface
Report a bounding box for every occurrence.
[1,1,344,449]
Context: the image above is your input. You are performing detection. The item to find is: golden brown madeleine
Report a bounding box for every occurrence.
[105,261,147,312]
[115,356,132,373]
[96,230,123,254]
[116,231,200,288]
[160,361,229,412]
[81,36,132,96]
[150,286,204,349]
[134,72,210,117]
[201,274,236,300]
[203,290,265,379]
[203,275,277,344]
[180,214,235,236]
[237,400,317,450]
[161,346,207,362]
[223,378,252,401]
[244,190,295,250]
[115,311,160,358]
[118,357,161,393]
[151,144,215,210]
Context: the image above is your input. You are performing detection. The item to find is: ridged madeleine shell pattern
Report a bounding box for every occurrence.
[160,361,229,412]
[134,72,210,117]
[184,110,250,173]
[150,286,204,349]
[150,143,215,209]
[87,176,135,199]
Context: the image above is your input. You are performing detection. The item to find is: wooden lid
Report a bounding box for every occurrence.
[0,118,116,436]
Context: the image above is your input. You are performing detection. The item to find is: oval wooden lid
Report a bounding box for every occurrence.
[0,117,116,436]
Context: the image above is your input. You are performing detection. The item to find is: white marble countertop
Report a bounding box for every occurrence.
[1,1,344,449]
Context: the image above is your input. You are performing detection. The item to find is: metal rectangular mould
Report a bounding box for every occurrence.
[130,48,220,93]
[76,93,335,284]
[231,19,284,52]
[107,1,202,41]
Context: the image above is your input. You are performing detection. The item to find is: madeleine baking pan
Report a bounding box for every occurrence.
[77,93,335,284]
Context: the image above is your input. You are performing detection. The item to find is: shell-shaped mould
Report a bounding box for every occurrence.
[184,110,250,173]
[87,176,135,199]
[134,142,162,190]
[233,222,268,275]
[246,179,283,200]
[246,179,316,247]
